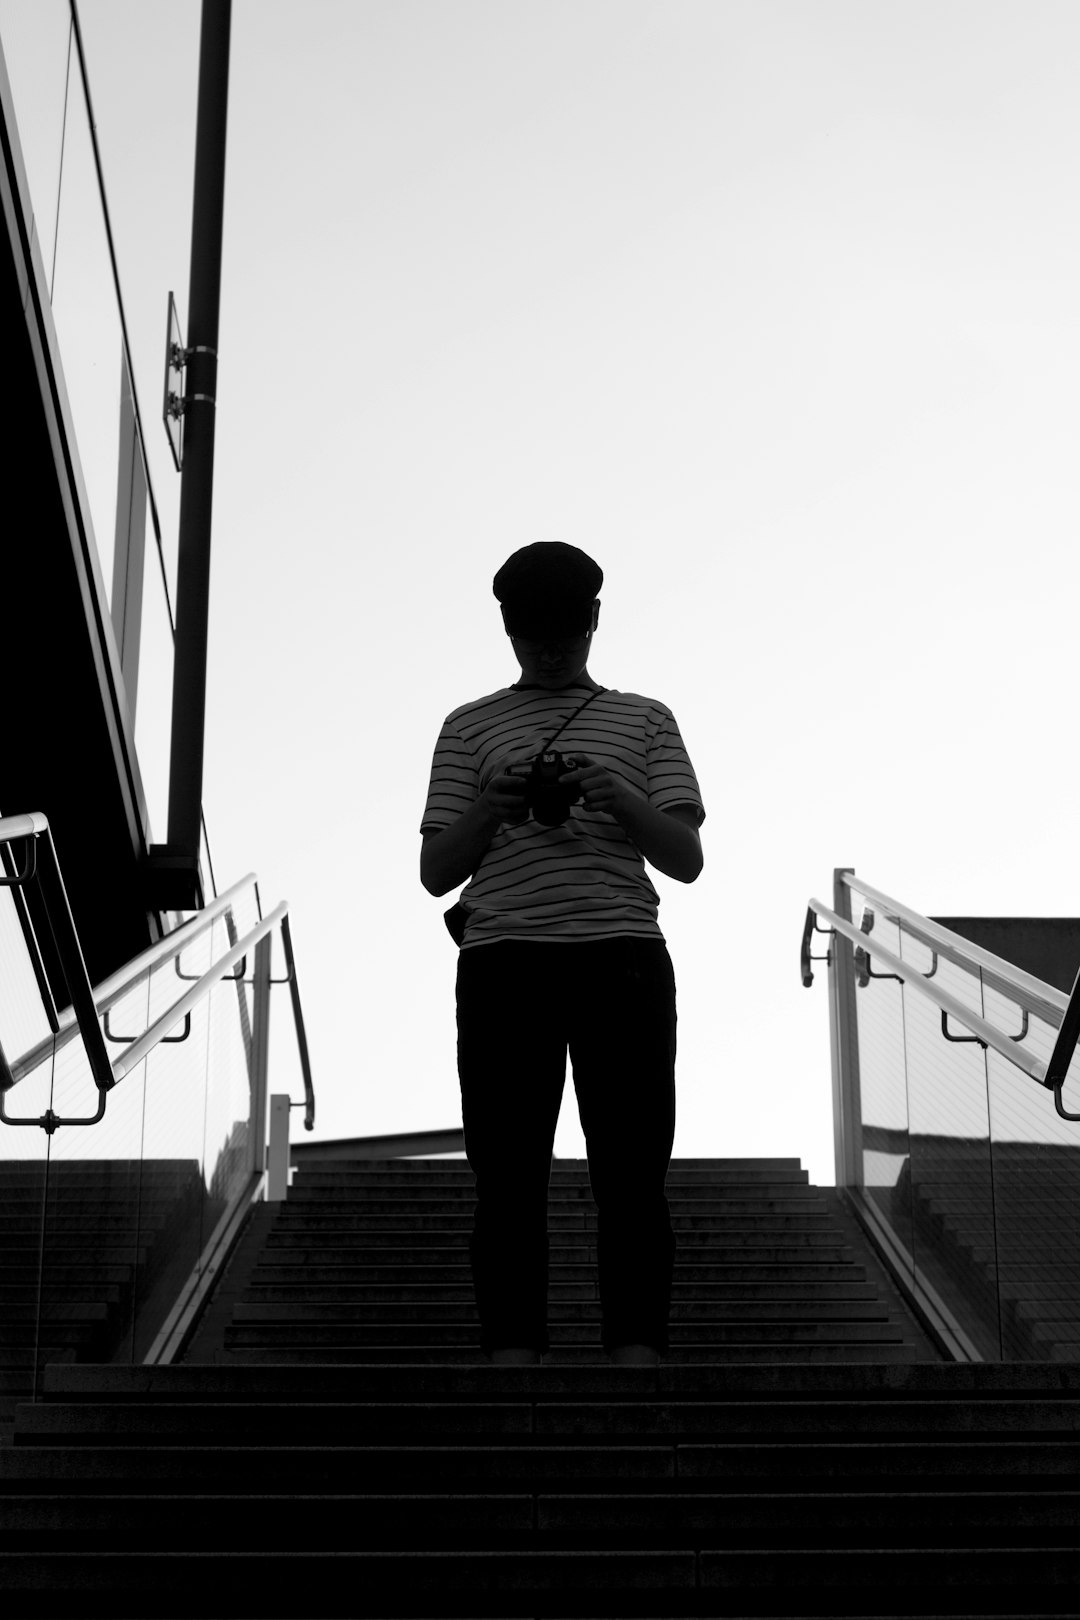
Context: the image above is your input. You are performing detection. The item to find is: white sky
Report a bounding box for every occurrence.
[3,0,1080,1184]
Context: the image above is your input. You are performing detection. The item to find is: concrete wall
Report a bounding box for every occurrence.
[932,919,1080,996]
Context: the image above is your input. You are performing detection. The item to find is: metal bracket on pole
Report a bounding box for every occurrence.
[0,838,37,887]
[163,291,186,471]
[175,950,245,984]
[941,1010,987,1050]
[854,944,905,987]
[1010,1009,1030,1043]
[1055,1082,1080,1122]
[104,1008,191,1046]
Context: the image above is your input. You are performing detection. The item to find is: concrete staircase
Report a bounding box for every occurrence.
[210,1157,926,1365]
[4,1156,1080,1616]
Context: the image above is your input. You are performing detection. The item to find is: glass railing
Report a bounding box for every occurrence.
[0,820,312,1404]
[807,871,1080,1362]
[0,5,185,850]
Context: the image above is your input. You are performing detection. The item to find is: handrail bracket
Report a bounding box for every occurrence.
[941,1010,988,1050]
[801,905,833,988]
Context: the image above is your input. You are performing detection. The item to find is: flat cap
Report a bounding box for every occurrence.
[493,542,603,637]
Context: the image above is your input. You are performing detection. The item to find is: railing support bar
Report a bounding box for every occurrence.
[829,867,862,1190]
[248,934,273,1178]
[281,914,314,1131]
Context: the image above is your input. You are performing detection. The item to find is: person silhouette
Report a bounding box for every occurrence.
[420,542,704,1366]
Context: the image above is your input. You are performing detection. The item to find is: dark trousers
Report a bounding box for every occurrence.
[456,937,677,1356]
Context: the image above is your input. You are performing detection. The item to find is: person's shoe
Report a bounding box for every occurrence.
[609,1343,661,1367]
[488,1347,544,1366]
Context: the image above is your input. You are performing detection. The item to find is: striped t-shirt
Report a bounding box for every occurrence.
[421,684,704,948]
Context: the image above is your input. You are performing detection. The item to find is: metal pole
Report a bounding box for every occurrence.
[249,934,273,1177]
[166,0,232,896]
[830,866,862,1189]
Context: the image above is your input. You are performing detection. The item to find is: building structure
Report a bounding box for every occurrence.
[4,14,1080,1614]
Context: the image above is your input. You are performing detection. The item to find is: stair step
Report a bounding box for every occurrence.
[222,1326,907,1351]
[281,1187,822,1207]
[232,1300,891,1325]
[290,1157,806,1173]
[248,1262,867,1284]
[5,1437,1080,1492]
[213,1342,922,1365]
[242,1282,880,1305]
[7,1487,1079,1553]
[4,1546,1080,1618]
[52,1360,1062,1399]
[50,1360,976,1399]
[262,1214,842,1234]
[14,1397,1080,1445]
[257,1238,858,1260]
[291,1167,811,1188]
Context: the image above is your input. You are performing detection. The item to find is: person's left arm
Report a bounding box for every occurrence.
[558,756,703,883]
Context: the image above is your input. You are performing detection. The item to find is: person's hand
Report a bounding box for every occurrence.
[558,754,627,818]
[480,757,530,827]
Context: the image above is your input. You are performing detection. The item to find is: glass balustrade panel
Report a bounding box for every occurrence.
[137,933,217,1365]
[40,968,150,1368]
[0,878,53,1063]
[1,1067,51,1398]
[202,916,260,1242]
[24,884,265,1369]
[845,884,913,1273]
[836,887,1080,1361]
[981,983,1080,1363]
[0,857,60,1395]
[894,945,999,1359]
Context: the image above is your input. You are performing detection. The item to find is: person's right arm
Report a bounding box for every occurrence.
[419,766,528,896]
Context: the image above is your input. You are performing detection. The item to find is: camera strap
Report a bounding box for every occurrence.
[541,687,607,754]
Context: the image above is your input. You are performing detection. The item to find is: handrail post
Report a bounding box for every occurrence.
[248,933,272,1177]
[266,1094,290,1201]
[830,867,863,1189]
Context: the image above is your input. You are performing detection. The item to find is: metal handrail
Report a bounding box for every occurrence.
[6,871,258,1086]
[0,815,314,1133]
[107,901,313,1131]
[837,872,1067,1026]
[835,875,1080,1109]
[112,904,286,1080]
[807,893,1080,1123]
[279,914,315,1132]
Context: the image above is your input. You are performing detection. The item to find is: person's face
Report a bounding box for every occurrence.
[506,602,600,690]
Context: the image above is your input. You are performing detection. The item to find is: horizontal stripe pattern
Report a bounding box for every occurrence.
[421,685,704,947]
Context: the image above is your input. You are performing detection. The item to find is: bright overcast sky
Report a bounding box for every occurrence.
[3,0,1080,1183]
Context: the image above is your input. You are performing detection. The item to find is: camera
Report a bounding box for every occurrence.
[522,751,580,826]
